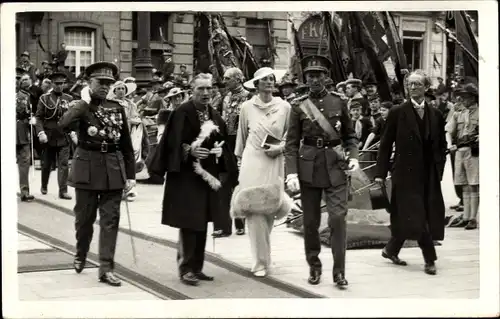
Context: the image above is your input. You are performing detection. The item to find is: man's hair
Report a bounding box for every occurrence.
[42,78,52,86]
[408,69,432,88]
[224,67,245,83]
[380,101,393,110]
[190,73,213,89]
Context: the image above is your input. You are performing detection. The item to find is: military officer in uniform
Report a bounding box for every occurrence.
[58,62,136,286]
[35,72,75,199]
[284,55,359,288]
[16,69,36,202]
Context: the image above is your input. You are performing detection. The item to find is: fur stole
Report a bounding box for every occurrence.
[230,183,294,220]
[191,120,222,190]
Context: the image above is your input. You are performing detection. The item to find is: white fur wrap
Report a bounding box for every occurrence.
[230,183,294,220]
[191,120,222,190]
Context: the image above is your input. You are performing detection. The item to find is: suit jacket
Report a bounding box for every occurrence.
[58,98,135,191]
[285,89,359,188]
[35,91,73,147]
[16,89,32,146]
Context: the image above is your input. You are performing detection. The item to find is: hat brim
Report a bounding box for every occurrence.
[243,69,276,89]
[303,66,329,74]
[455,90,478,96]
[166,90,186,99]
[108,82,137,99]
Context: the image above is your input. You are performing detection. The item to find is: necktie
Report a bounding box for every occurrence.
[414,105,424,119]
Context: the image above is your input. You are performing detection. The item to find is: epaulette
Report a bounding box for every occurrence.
[290,94,308,106]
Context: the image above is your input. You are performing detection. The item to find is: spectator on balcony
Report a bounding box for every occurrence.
[53,43,68,71]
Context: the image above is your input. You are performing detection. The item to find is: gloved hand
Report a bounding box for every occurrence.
[80,86,92,104]
[70,131,78,145]
[210,141,225,158]
[124,179,136,193]
[347,158,359,173]
[38,132,48,143]
[29,117,37,125]
[286,174,300,193]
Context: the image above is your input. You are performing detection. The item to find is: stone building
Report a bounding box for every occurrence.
[15,11,290,81]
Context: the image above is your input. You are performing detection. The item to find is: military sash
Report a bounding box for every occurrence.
[298,98,339,141]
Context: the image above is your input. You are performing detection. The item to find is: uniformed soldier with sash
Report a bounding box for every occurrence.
[284,55,359,288]
[16,68,36,202]
[35,72,74,199]
[58,62,136,286]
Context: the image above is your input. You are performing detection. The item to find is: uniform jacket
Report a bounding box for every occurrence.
[16,89,32,146]
[58,98,135,191]
[285,89,359,188]
[375,101,447,240]
[35,91,73,147]
[149,100,238,231]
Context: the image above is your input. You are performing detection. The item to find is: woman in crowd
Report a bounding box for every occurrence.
[231,67,293,277]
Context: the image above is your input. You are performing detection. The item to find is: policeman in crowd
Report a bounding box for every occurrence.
[284,55,359,288]
[16,69,36,202]
[35,72,75,199]
[58,61,136,287]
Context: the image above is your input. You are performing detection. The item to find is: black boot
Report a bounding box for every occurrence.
[308,269,321,285]
[333,273,348,287]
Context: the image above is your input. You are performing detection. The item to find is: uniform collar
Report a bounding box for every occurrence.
[308,88,328,99]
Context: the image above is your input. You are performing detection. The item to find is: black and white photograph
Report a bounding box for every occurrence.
[2,1,498,318]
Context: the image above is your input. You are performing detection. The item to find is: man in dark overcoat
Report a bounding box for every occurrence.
[375,70,447,276]
[35,72,74,199]
[149,73,238,286]
[58,61,136,286]
[284,55,360,288]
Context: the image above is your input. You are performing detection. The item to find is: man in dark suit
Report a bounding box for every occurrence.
[284,55,360,288]
[35,72,75,199]
[16,71,36,202]
[375,70,447,276]
[58,62,136,286]
[149,73,238,286]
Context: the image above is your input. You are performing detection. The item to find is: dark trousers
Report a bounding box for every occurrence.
[385,227,437,264]
[449,151,463,204]
[300,182,348,276]
[177,228,207,276]
[74,188,122,277]
[16,144,31,194]
[41,145,70,193]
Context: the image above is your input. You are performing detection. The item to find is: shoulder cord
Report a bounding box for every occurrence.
[40,95,61,120]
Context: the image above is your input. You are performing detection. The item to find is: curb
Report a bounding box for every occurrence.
[29,196,325,299]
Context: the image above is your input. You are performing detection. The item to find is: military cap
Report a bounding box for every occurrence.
[48,72,68,81]
[301,55,331,74]
[345,78,362,87]
[84,61,118,81]
[380,101,394,109]
[162,49,173,56]
[350,101,363,109]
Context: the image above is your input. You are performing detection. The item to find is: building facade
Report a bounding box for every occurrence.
[16,11,290,81]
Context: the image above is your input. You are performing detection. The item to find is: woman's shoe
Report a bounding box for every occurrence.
[253,270,267,277]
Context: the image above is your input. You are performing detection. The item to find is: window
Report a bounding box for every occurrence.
[245,18,271,63]
[402,30,424,71]
[64,27,95,77]
[132,12,170,42]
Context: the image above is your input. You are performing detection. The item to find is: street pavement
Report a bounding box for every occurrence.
[17,233,161,301]
[16,155,479,298]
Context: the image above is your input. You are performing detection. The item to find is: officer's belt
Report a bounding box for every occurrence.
[302,136,341,149]
[79,141,120,153]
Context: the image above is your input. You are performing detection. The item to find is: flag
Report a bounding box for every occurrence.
[380,11,408,97]
[322,12,348,83]
[102,33,111,50]
[290,20,305,82]
[454,11,478,79]
[37,36,46,52]
[344,12,392,102]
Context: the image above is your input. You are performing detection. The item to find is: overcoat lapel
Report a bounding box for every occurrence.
[184,101,202,136]
[402,102,422,144]
[424,103,434,141]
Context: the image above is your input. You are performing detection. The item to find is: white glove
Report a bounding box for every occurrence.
[70,131,78,145]
[29,117,37,125]
[286,174,300,193]
[347,158,359,172]
[124,179,136,193]
[38,132,48,143]
[80,86,92,103]
[210,141,225,158]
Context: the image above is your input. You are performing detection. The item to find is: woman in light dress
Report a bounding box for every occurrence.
[231,67,294,277]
